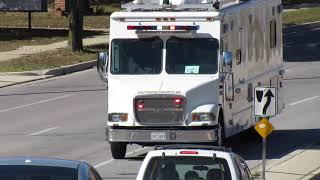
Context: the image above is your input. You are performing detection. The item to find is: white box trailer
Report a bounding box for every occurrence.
[97,0,284,159]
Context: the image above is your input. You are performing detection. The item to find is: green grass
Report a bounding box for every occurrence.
[92,4,121,15]
[0,43,108,72]
[0,12,110,29]
[283,7,320,25]
[0,36,67,52]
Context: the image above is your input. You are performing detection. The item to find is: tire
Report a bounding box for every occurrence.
[110,142,127,159]
[217,112,226,146]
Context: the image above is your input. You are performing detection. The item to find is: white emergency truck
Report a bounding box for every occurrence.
[97,0,284,159]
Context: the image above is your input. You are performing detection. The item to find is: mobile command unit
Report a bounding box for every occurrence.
[97,0,284,159]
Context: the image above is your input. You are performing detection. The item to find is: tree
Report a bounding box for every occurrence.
[68,0,83,52]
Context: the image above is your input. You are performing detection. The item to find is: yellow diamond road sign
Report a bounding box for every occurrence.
[254,118,274,139]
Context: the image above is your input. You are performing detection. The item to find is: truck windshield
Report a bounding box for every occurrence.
[166,37,219,74]
[142,156,232,180]
[111,37,163,74]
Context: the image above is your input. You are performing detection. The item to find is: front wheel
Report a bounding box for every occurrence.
[217,113,226,146]
[110,142,127,159]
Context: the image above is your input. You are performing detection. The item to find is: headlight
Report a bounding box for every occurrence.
[192,113,216,121]
[108,113,128,122]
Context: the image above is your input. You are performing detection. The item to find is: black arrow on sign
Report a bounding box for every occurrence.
[263,90,274,114]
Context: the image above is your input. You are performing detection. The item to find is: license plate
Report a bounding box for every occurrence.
[151,132,166,141]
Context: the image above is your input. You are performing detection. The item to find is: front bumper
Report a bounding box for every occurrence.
[106,127,219,143]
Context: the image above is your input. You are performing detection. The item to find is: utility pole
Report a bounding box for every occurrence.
[68,0,83,52]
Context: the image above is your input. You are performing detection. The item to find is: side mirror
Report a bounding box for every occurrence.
[223,51,233,66]
[97,52,108,82]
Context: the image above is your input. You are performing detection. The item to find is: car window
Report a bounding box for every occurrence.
[89,168,97,180]
[231,156,243,180]
[235,157,252,180]
[91,167,103,180]
[142,156,232,180]
[241,159,253,180]
[0,165,77,180]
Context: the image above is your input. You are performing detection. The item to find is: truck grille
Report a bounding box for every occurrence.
[134,95,185,125]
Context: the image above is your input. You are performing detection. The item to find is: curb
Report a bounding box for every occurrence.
[0,60,97,88]
[0,60,96,76]
[44,60,96,76]
[284,21,320,28]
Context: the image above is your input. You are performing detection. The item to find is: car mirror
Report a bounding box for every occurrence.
[223,51,233,66]
[97,52,108,82]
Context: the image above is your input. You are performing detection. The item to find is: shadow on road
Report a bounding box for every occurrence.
[117,128,320,163]
[227,128,320,161]
[283,23,320,62]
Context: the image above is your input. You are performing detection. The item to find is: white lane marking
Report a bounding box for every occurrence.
[94,159,114,169]
[94,147,149,168]
[29,126,60,136]
[0,94,75,113]
[289,96,319,106]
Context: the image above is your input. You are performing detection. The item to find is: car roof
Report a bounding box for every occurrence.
[149,144,235,158]
[0,157,83,169]
[147,148,235,158]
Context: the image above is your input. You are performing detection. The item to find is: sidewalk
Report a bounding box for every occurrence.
[0,33,107,87]
[254,144,320,180]
[0,34,109,62]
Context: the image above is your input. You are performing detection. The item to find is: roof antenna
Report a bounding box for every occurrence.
[161,152,166,168]
[212,153,216,160]
[214,0,220,9]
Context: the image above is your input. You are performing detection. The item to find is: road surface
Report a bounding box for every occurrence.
[0,22,319,179]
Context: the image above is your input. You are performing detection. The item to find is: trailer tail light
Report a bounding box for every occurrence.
[173,97,184,108]
[127,25,157,30]
[170,25,176,30]
[127,25,198,32]
[136,100,144,111]
[162,25,199,31]
[180,151,198,154]
[174,98,183,105]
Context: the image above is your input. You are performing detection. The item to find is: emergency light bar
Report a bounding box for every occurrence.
[127,25,157,30]
[127,25,199,31]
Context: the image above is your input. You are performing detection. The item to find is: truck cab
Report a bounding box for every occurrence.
[97,0,284,159]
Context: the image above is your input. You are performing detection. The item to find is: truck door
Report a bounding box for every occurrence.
[221,49,235,137]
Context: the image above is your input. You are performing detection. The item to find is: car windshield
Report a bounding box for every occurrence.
[0,165,77,180]
[142,156,232,180]
[110,37,163,74]
[166,37,219,74]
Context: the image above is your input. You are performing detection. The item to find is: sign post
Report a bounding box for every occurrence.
[254,87,277,180]
[255,118,274,180]
[262,137,266,180]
